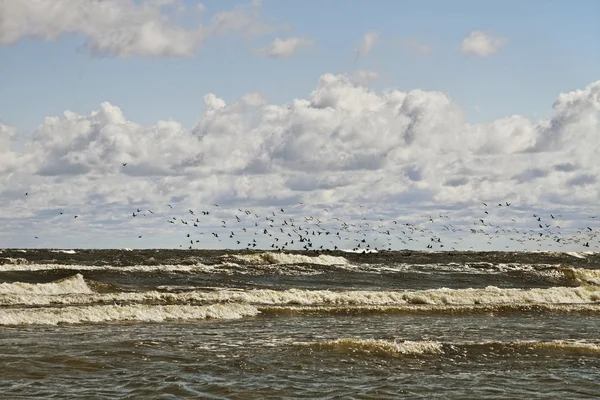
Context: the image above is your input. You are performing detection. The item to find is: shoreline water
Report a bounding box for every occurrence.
[2,248,600,398]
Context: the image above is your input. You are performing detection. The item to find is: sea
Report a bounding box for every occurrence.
[1,248,600,399]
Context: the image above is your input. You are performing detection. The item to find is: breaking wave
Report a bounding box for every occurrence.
[0,257,29,265]
[2,275,600,309]
[229,252,348,266]
[0,303,259,326]
[305,338,600,358]
[309,338,443,356]
[0,263,218,273]
[559,267,600,285]
[0,274,92,295]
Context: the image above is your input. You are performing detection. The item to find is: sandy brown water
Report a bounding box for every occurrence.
[1,249,599,398]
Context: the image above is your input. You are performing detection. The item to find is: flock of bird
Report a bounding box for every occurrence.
[120,199,600,252]
[21,169,600,252]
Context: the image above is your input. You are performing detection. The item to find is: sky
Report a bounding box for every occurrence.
[0,0,599,251]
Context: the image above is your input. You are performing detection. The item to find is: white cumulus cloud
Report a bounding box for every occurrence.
[1,75,599,250]
[350,70,379,86]
[0,0,274,57]
[460,30,507,57]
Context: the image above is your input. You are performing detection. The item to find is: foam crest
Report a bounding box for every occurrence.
[310,338,443,355]
[0,274,92,295]
[230,252,348,266]
[307,339,600,358]
[261,303,600,315]
[3,285,600,308]
[506,340,600,353]
[213,285,600,307]
[0,257,29,265]
[560,267,600,285]
[0,263,216,273]
[0,303,259,326]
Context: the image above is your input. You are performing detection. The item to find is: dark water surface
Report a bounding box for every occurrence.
[1,249,600,398]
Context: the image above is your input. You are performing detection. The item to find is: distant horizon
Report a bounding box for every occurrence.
[1,247,597,254]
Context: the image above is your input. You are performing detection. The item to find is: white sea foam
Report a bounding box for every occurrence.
[307,338,600,357]
[230,252,348,266]
[50,250,77,254]
[560,267,600,285]
[0,303,260,326]
[0,274,92,295]
[0,263,217,273]
[566,252,587,259]
[349,262,559,275]
[0,257,29,265]
[0,261,330,276]
[261,303,600,315]
[310,338,443,355]
[498,339,600,353]
[3,280,600,307]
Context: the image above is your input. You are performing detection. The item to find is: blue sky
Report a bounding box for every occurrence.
[2,0,599,134]
[1,0,599,250]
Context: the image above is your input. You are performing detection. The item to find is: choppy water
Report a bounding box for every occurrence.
[1,249,600,398]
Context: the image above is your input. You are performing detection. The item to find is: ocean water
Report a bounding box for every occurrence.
[1,249,600,399]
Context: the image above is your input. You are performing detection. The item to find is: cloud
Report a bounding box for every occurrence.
[350,70,379,86]
[1,75,599,249]
[355,31,379,59]
[0,0,274,57]
[567,173,596,187]
[206,1,274,37]
[0,122,22,174]
[553,163,578,172]
[257,37,313,58]
[460,30,507,57]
